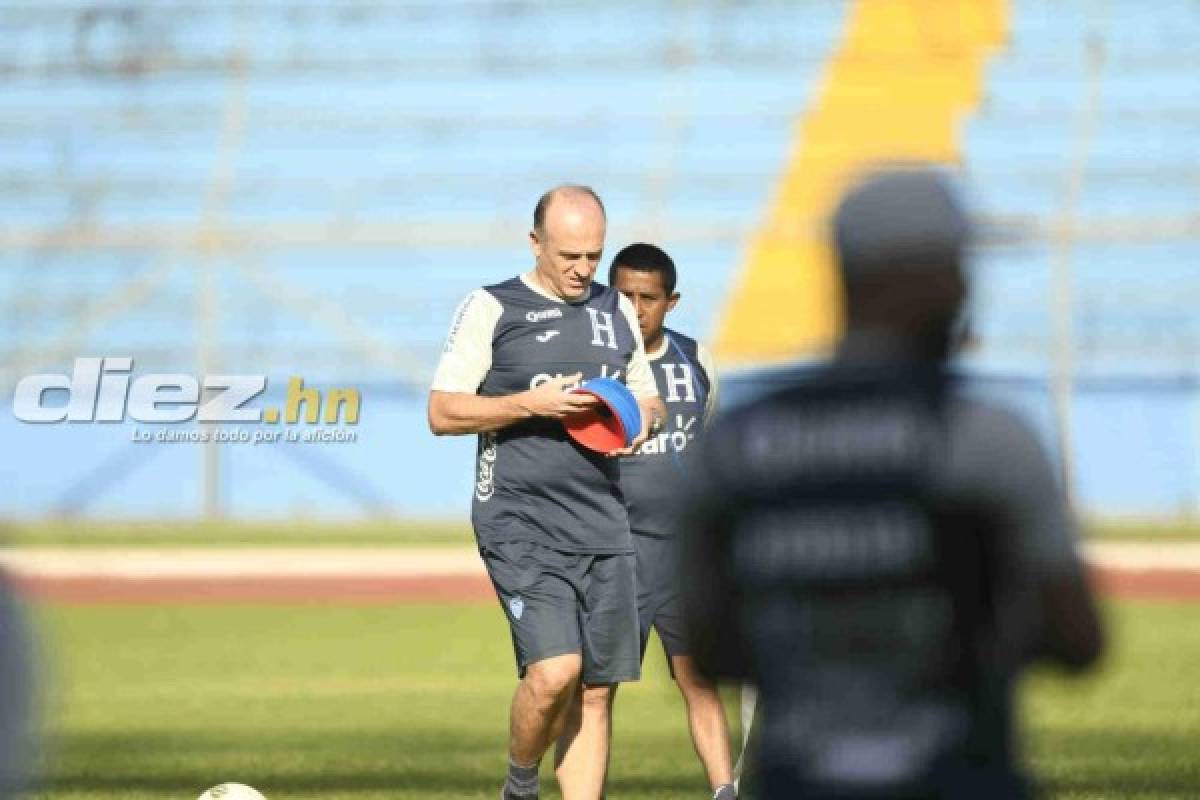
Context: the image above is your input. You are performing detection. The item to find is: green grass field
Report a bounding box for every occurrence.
[23,599,1200,800]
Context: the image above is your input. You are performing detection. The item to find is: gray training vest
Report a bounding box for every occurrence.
[472,277,639,554]
[618,329,711,538]
[696,364,1020,796]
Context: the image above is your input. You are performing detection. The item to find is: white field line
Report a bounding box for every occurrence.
[0,547,485,580]
[1085,542,1200,571]
[0,543,1197,581]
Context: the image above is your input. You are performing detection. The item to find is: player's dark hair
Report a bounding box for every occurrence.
[533,185,606,235]
[608,242,677,294]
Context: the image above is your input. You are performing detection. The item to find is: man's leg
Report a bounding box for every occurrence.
[553,682,615,800]
[671,654,736,796]
[511,653,583,764]
[652,539,736,799]
[481,541,590,800]
[505,653,583,799]
[551,551,640,800]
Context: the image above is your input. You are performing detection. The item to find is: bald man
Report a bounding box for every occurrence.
[430,185,665,800]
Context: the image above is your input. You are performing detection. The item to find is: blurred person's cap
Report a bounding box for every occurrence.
[833,167,970,280]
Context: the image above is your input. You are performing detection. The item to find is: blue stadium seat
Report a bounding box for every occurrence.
[3,1,1194,517]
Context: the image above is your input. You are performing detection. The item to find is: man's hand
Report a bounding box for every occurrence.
[428,374,599,435]
[519,373,601,419]
[606,395,665,457]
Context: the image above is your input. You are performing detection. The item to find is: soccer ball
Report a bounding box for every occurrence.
[196,784,268,800]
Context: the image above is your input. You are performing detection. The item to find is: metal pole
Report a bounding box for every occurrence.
[1050,29,1104,507]
[198,264,221,520]
[196,12,250,520]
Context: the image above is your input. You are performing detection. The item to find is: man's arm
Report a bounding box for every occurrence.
[609,293,665,455]
[1012,436,1104,670]
[678,432,750,681]
[429,377,600,435]
[971,407,1105,671]
[427,289,601,436]
[697,342,720,427]
[1036,573,1105,670]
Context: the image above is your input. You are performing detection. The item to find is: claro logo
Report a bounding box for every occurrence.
[13,357,360,425]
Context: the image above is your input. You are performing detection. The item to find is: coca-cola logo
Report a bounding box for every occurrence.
[475,432,498,502]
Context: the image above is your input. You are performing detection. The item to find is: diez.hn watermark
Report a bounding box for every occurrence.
[12,357,360,444]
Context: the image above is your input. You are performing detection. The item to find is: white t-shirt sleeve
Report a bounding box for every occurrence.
[697,342,720,426]
[618,294,658,398]
[430,289,503,394]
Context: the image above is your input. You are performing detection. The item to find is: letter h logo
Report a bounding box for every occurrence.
[586,308,618,350]
[660,363,696,403]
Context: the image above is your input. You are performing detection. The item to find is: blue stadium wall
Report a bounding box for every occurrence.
[0,1,1196,519]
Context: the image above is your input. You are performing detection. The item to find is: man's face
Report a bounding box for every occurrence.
[612,266,678,346]
[529,198,606,302]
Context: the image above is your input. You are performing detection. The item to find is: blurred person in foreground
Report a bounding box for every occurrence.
[429,185,663,800]
[680,166,1104,799]
[0,573,34,798]
[608,244,738,800]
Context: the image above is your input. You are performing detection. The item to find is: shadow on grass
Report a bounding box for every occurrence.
[39,728,704,796]
[605,775,707,793]
[40,728,500,794]
[1030,729,1200,798]
[1045,776,1200,798]
[46,773,701,797]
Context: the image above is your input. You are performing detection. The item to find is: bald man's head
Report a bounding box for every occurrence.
[528,185,607,302]
[533,185,606,236]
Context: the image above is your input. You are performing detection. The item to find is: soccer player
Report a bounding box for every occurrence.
[608,244,738,800]
[681,167,1104,799]
[428,185,665,800]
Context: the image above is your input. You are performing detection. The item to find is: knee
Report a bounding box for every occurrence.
[525,655,582,702]
[579,683,614,711]
[671,657,715,695]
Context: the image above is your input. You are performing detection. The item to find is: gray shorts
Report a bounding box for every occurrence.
[634,533,689,661]
[480,540,641,685]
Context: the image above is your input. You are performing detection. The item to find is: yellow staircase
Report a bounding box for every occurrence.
[714,0,1008,364]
